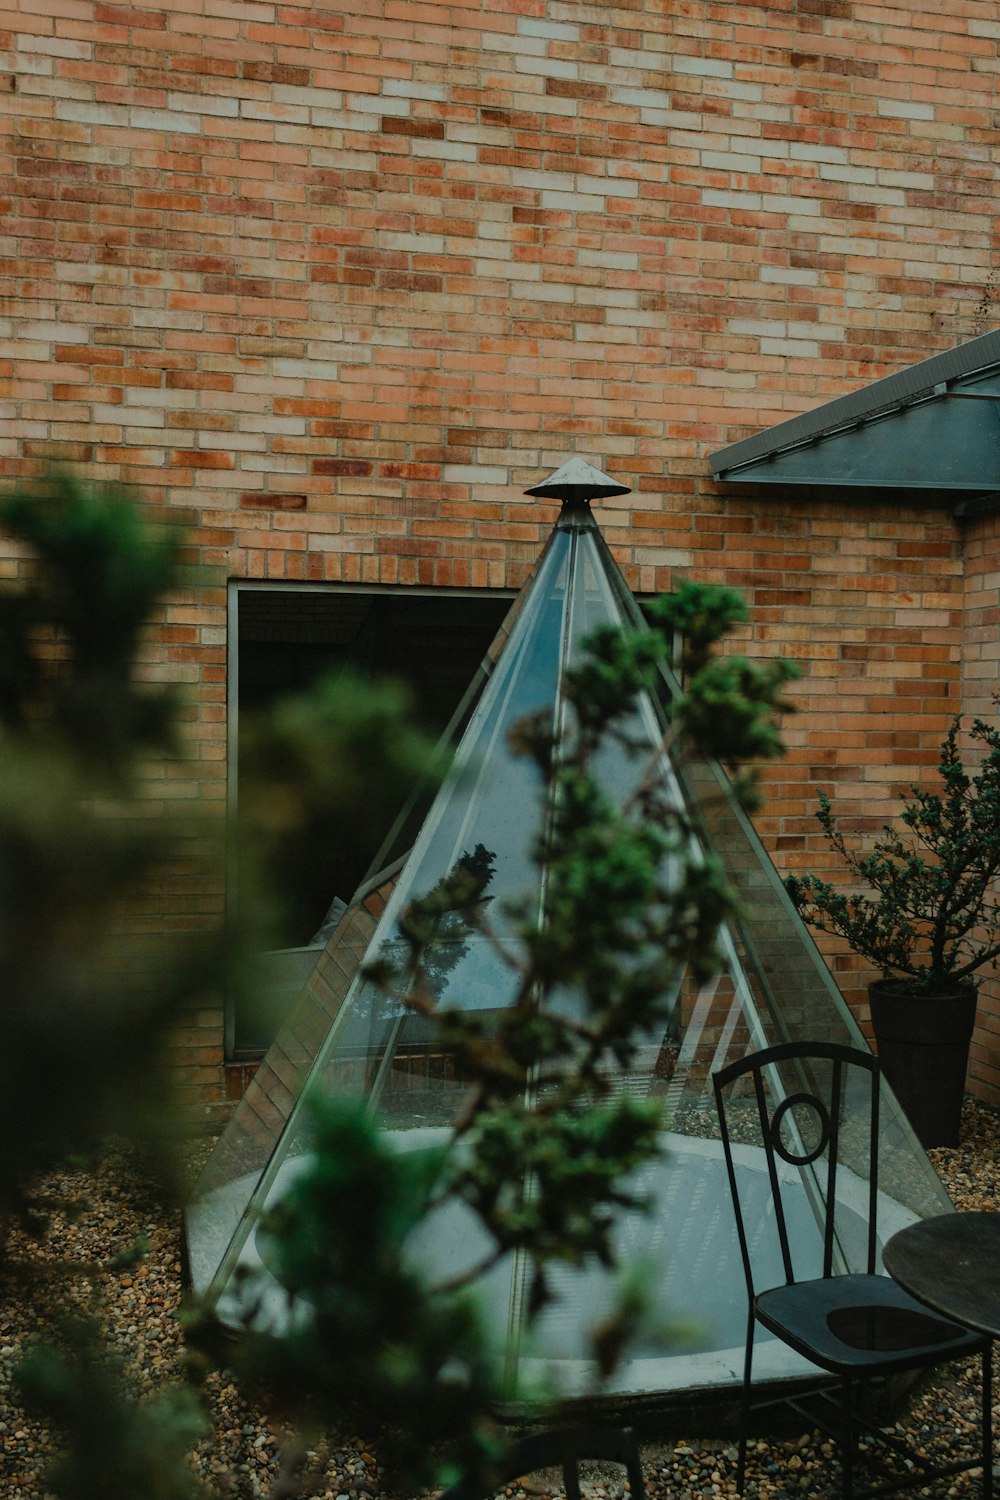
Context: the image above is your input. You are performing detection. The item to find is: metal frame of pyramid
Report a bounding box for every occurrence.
[186,463,955,1406]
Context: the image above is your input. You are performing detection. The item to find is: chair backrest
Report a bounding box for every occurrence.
[440,1424,644,1500]
[713,1040,880,1297]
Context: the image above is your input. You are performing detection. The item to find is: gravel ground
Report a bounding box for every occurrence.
[0,1100,997,1500]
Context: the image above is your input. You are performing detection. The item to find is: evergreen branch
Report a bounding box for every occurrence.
[788,714,1000,989]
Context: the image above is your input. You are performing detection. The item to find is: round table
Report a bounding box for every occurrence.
[883,1210,1000,1339]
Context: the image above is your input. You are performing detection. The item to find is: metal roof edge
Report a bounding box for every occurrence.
[708,479,1000,517]
[709,329,1000,479]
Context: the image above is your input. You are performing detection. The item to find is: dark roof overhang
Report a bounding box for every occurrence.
[708,329,1000,518]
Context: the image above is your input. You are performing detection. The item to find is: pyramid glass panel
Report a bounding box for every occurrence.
[186,484,956,1407]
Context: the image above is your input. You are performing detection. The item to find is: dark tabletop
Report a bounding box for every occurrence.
[883,1211,1000,1339]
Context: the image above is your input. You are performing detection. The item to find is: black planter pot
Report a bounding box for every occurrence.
[868,978,978,1149]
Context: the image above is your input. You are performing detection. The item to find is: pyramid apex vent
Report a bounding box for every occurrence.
[524,457,631,504]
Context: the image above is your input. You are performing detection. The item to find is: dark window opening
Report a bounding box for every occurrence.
[231,586,512,1055]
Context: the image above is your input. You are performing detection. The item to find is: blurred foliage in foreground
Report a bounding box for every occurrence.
[0,470,796,1497]
[0,472,190,1218]
[202,545,797,1488]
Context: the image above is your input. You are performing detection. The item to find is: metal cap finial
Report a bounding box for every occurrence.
[524,457,631,504]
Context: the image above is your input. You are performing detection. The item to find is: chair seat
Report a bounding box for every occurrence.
[756,1272,987,1375]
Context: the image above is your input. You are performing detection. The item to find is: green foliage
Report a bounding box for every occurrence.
[111,1232,149,1270]
[0,472,444,1216]
[451,1097,661,1272]
[236,670,446,949]
[643,581,749,671]
[679,656,799,773]
[0,751,198,1215]
[0,478,794,1495]
[16,1317,210,1500]
[418,589,778,1305]
[643,584,799,808]
[0,469,182,777]
[237,1102,500,1490]
[0,473,445,1495]
[0,474,208,1221]
[786,716,1000,990]
[0,472,223,1496]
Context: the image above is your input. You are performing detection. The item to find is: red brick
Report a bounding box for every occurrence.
[380,116,445,140]
[240,492,307,510]
[170,450,236,470]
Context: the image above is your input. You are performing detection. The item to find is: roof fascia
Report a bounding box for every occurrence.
[709,329,1000,502]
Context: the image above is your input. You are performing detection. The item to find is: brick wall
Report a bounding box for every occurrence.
[3,0,999,1110]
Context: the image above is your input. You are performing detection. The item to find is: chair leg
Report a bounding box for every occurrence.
[840,1375,854,1500]
[982,1341,993,1500]
[736,1310,755,1495]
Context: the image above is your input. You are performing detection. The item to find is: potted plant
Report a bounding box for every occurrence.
[785,715,1000,1147]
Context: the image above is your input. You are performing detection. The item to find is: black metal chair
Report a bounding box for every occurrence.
[438,1425,644,1500]
[713,1040,992,1500]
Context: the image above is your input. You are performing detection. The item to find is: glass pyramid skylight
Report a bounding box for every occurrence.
[186,462,955,1406]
